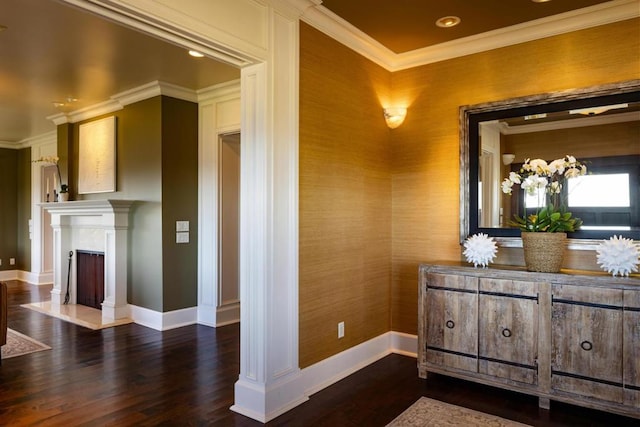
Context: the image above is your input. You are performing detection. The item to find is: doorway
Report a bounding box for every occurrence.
[218,133,240,323]
[41,165,56,272]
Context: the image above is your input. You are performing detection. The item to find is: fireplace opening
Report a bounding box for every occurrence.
[76,250,105,310]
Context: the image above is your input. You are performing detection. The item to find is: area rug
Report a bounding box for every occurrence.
[387,397,531,427]
[1,328,51,360]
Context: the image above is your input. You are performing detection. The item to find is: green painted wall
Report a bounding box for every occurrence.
[57,124,73,193]
[161,97,199,311]
[17,147,31,271]
[0,148,18,271]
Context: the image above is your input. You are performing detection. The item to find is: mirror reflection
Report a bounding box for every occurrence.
[462,81,640,241]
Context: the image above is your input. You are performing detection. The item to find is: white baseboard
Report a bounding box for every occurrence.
[197,305,216,327]
[0,270,18,281]
[391,331,418,357]
[232,331,417,422]
[129,305,198,331]
[1,270,55,285]
[215,302,240,326]
[18,270,53,285]
[197,303,240,327]
[302,331,418,397]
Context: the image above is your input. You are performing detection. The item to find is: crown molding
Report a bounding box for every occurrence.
[47,81,199,125]
[61,0,257,67]
[499,110,640,135]
[266,0,322,20]
[301,0,640,72]
[0,141,18,149]
[300,3,395,69]
[47,99,124,126]
[0,131,57,150]
[197,79,241,102]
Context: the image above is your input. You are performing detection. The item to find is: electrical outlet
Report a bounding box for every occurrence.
[9,258,15,265]
[338,321,345,339]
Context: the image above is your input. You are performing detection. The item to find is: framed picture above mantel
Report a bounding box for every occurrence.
[78,116,116,194]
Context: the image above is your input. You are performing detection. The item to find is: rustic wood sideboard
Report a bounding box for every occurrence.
[418,264,640,419]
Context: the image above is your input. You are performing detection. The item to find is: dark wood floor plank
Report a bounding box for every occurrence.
[1,280,637,426]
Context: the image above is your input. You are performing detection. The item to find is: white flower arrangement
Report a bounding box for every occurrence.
[501,155,586,232]
[463,233,498,268]
[596,235,640,277]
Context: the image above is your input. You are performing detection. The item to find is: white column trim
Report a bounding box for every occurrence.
[231,7,302,420]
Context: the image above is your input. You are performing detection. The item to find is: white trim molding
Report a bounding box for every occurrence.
[0,131,58,150]
[303,333,393,397]
[129,304,198,331]
[300,0,640,71]
[0,270,19,282]
[18,270,53,285]
[302,332,416,402]
[60,0,262,66]
[48,81,198,125]
[0,270,51,285]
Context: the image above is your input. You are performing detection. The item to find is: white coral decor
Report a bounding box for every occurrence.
[596,235,640,277]
[463,233,498,268]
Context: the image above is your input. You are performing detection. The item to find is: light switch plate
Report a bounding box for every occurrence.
[176,232,189,244]
[176,221,189,232]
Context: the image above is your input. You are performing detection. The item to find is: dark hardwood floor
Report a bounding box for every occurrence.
[0,280,637,426]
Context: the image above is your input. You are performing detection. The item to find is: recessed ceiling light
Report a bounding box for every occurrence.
[435,16,461,28]
[52,102,66,108]
[188,50,204,58]
[531,0,552,3]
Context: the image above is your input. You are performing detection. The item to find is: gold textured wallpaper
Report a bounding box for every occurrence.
[299,18,639,364]
[299,24,392,368]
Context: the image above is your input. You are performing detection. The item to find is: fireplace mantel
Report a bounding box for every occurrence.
[42,199,135,217]
[42,200,135,322]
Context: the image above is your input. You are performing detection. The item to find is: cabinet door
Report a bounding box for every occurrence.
[425,273,478,373]
[624,290,640,408]
[551,284,624,403]
[479,279,539,385]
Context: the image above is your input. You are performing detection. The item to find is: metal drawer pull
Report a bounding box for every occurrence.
[502,328,512,338]
[580,340,593,351]
[445,320,455,329]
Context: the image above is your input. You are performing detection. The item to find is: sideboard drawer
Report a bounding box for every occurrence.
[425,273,478,373]
[478,278,539,385]
[551,284,623,403]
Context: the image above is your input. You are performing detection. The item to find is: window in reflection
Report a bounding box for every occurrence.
[568,174,630,207]
[524,188,546,209]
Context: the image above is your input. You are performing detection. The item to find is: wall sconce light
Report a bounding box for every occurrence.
[502,153,516,165]
[383,107,407,129]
